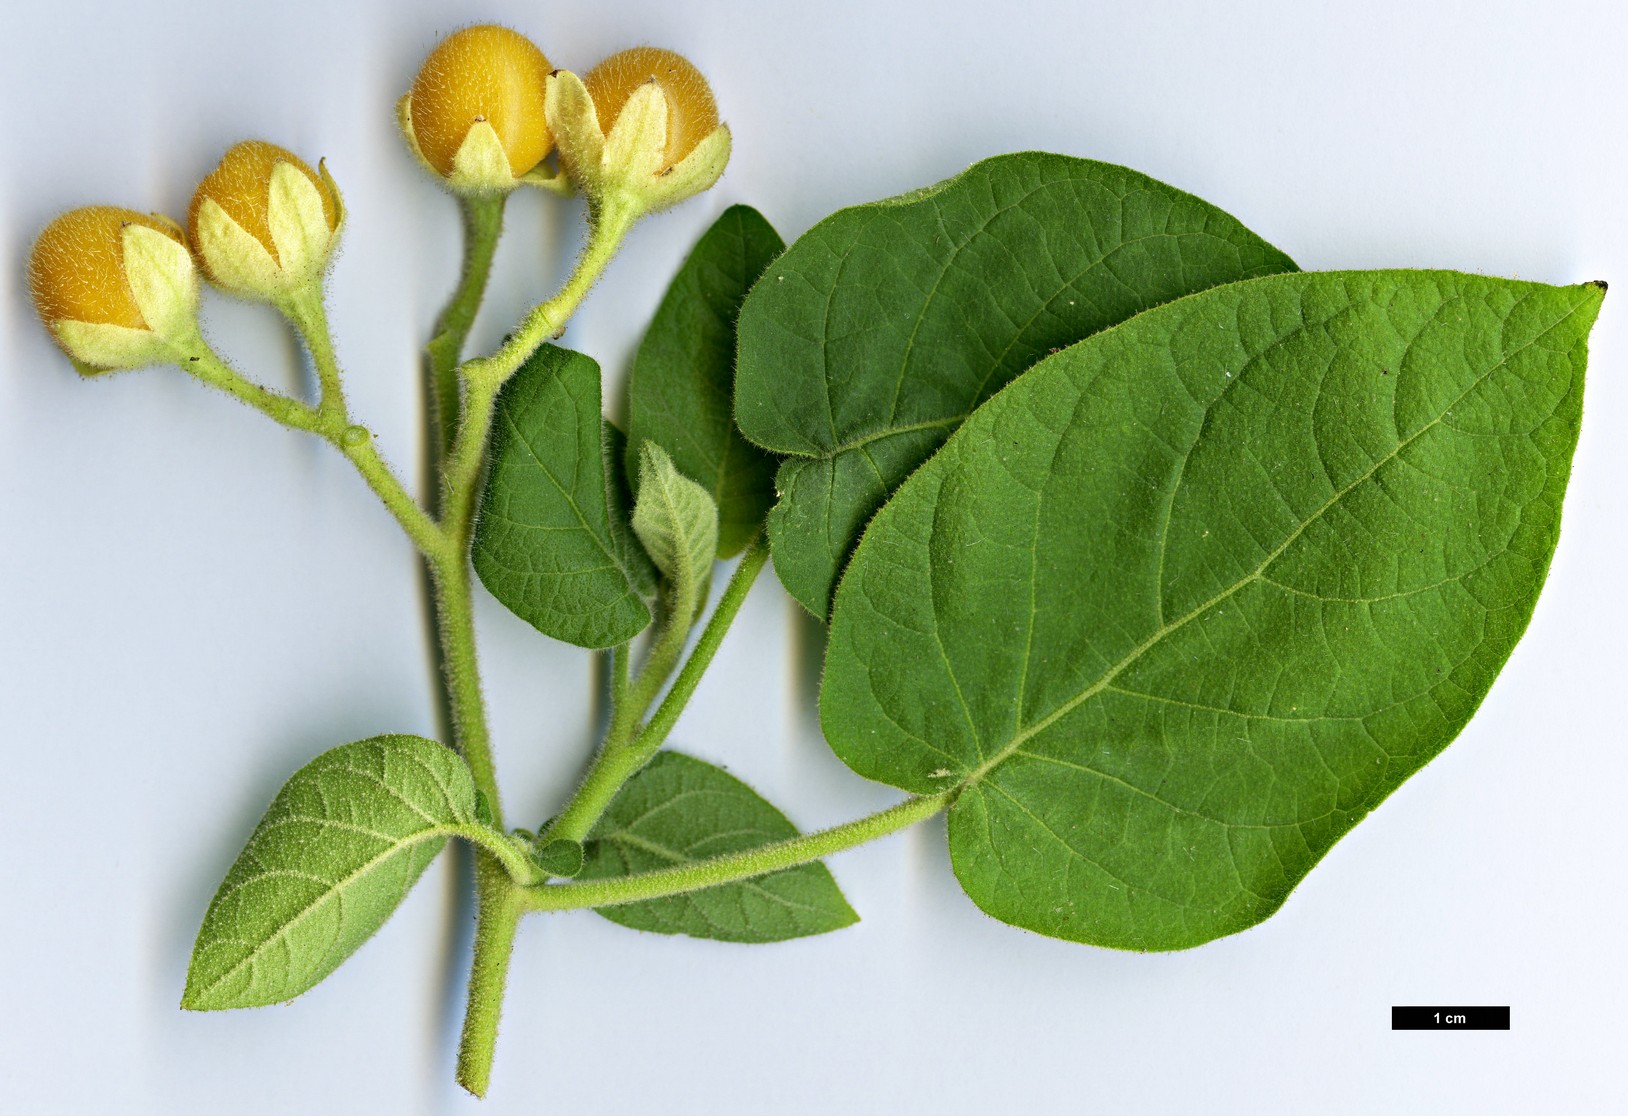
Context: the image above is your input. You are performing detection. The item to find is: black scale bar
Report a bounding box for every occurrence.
[1391,1006,1510,1030]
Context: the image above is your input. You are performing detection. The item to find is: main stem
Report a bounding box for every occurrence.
[449,199,640,1096]
[419,193,506,758]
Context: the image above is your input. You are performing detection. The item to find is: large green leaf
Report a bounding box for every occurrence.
[627,204,784,557]
[822,271,1602,951]
[734,151,1297,615]
[580,752,858,942]
[474,345,654,649]
[184,735,493,1009]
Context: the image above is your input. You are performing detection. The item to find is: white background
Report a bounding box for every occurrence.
[3,1,1624,1112]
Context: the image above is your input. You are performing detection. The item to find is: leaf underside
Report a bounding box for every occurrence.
[627,204,785,557]
[822,270,1601,951]
[183,735,478,1010]
[580,752,858,943]
[474,345,654,649]
[734,151,1298,616]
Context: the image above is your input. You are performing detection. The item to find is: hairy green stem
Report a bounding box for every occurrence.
[430,550,502,822]
[280,282,347,418]
[447,196,642,1097]
[460,195,641,390]
[432,197,643,815]
[629,538,769,763]
[179,340,442,558]
[527,792,953,912]
[415,197,503,804]
[544,537,769,845]
[456,857,523,1098]
[427,193,506,463]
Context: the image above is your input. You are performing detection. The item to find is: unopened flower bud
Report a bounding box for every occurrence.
[187,141,343,304]
[399,25,561,195]
[549,47,731,214]
[28,207,198,374]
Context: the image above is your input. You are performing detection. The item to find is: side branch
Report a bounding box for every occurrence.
[523,791,953,912]
[181,343,444,558]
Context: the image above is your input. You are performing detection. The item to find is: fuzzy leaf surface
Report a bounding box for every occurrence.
[580,752,858,942]
[184,735,482,1009]
[735,151,1297,615]
[631,443,719,613]
[628,204,784,556]
[475,345,653,648]
[822,271,1602,950]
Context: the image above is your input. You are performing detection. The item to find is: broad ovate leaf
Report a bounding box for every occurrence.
[580,752,858,942]
[627,205,784,556]
[184,735,487,1009]
[734,151,1297,616]
[822,271,1602,950]
[474,345,654,649]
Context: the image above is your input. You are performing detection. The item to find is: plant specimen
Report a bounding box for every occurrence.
[25,20,1604,1098]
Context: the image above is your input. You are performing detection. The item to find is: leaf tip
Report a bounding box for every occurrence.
[178,980,212,1013]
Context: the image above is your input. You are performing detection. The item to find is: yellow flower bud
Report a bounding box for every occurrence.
[400,25,558,195]
[28,206,198,374]
[582,48,718,172]
[548,48,730,216]
[188,140,343,303]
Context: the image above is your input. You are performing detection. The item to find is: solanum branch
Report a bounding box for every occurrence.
[453,824,542,885]
[628,536,769,766]
[525,790,953,913]
[431,198,643,815]
[441,196,641,1098]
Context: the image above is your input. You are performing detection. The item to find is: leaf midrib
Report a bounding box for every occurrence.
[496,400,629,580]
[191,824,450,1004]
[956,290,1585,793]
[192,754,464,1004]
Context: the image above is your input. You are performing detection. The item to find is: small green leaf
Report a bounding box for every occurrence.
[532,837,586,878]
[474,345,654,648]
[631,443,719,616]
[823,271,1602,951]
[603,419,659,599]
[184,735,483,1010]
[581,752,859,943]
[734,151,1297,616]
[628,204,784,557]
